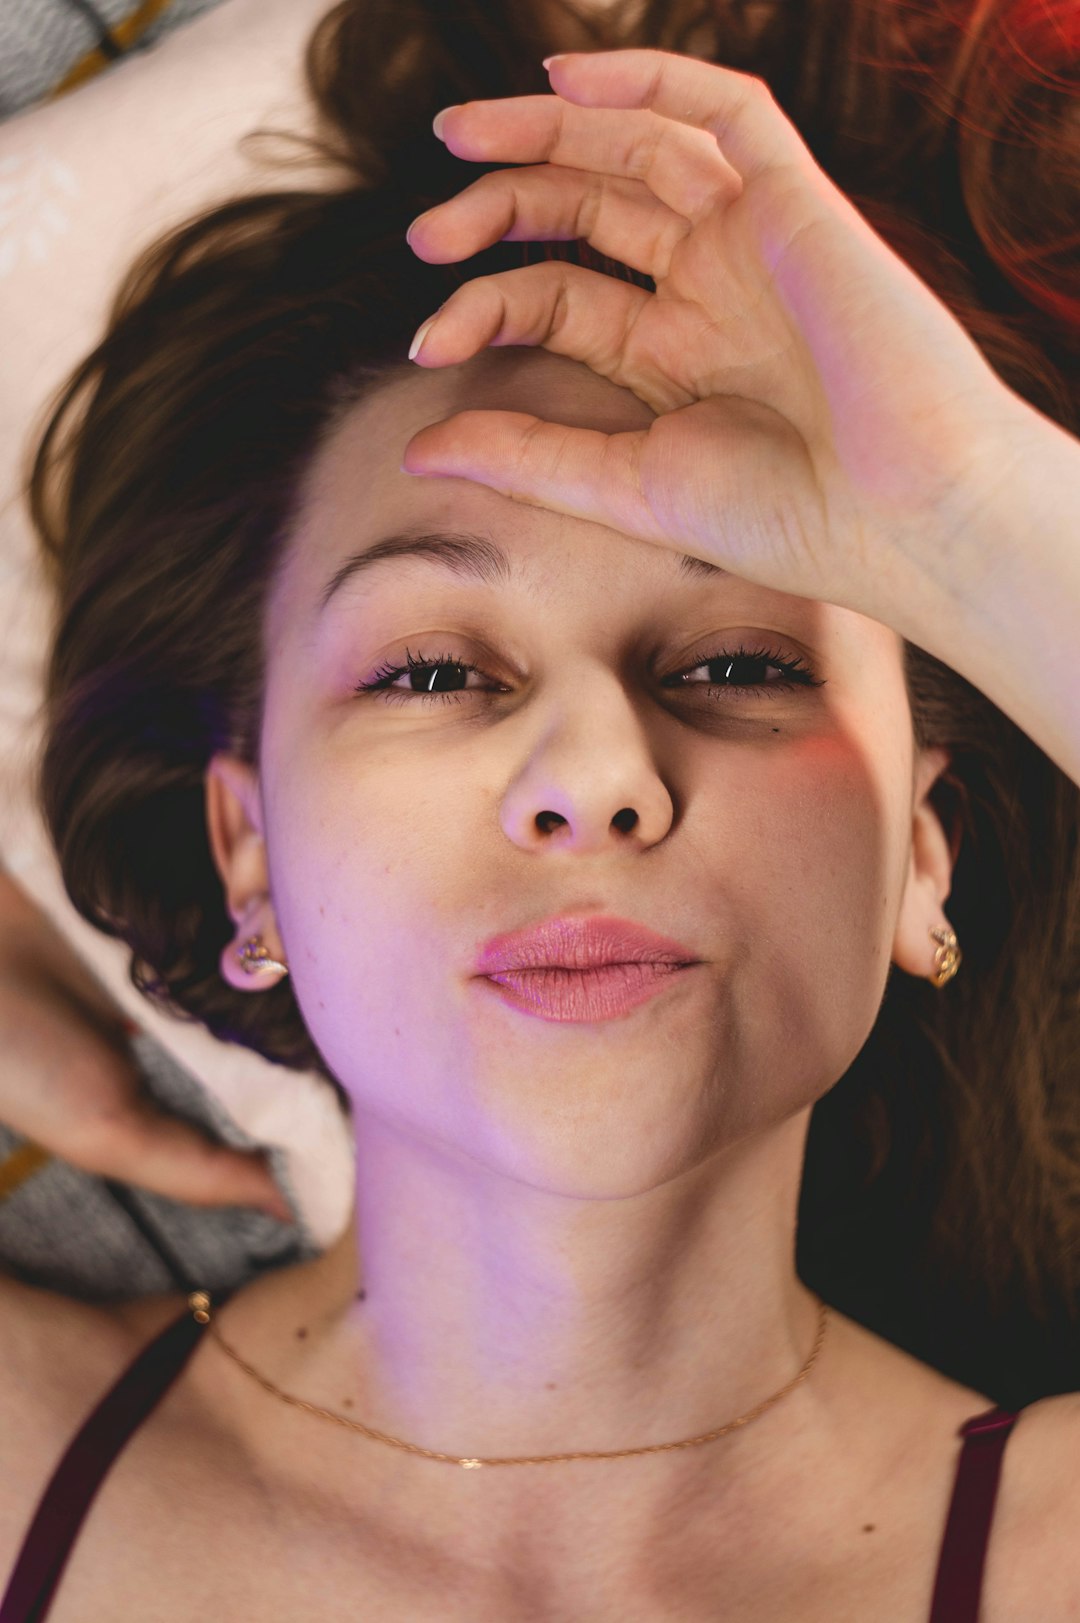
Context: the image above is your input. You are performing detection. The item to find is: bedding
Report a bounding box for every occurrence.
[0,0,356,1293]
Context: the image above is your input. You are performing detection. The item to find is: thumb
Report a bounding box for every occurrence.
[402,395,819,596]
[403,409,665,539]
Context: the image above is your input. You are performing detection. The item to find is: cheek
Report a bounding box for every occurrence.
[717,731,903,1119]
[768,732,896,903]
[262,738,478,1041]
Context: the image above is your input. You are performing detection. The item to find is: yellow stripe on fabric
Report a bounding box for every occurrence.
[49,0,179,101]
[110,0,178,52]
[0,1141,52,1203]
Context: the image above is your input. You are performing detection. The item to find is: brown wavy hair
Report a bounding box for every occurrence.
[26,0,1080,1399]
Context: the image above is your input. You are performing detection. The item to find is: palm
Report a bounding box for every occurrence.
[621,182,815,416]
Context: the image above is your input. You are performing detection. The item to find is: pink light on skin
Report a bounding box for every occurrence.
[204,349,960,1547]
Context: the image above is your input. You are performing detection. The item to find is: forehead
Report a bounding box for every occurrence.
[268,348,897,674]
[305,348,657,542]
[342,346,660,460]
[269,351,669,630]
[283,352,686,593]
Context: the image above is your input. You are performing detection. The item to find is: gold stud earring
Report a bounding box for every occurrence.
[237,935,290,977]
[928,925,961,988]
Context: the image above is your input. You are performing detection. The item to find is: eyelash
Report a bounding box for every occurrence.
[354,643,825,707]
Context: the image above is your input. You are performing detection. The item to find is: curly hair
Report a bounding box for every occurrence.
[26,0,1080,1401]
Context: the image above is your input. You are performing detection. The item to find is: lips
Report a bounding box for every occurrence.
[477,961,698,1023]
[474,913,699,975]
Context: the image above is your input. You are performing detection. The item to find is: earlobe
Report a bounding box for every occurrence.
[205,754,290,993]
[220,924,291,993]
[892,746,962,982]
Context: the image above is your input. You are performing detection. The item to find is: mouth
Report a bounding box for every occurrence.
[475,912,700,978]
[477,959,701,1024]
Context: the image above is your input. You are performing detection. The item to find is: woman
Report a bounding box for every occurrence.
[3,0,1080,1616]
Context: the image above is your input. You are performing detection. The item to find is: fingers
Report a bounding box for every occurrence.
[403,408,663,544]
[68,1097,293,1223]
[540,49,815,183]
[414,91,742,284]
[410,164,690,284]
[409,260,684,406]
[404,396,824,600]
[0,954,293,1223]
[428,97,741,224]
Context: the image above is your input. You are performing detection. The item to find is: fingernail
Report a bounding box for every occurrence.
[405,209,432,248]
[542,54,567,69]
[408,314,439,362]
[432,105,459,141]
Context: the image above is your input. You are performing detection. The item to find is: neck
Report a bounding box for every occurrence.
[261,1110,820,1464]
[204,1108,856,1594]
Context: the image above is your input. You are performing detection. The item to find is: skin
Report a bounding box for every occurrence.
[200,344,973,1604]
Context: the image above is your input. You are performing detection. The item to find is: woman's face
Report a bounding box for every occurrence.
[208,347,952,1195]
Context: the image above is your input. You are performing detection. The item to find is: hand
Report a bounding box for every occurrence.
[0,871,292,1223]
[402,48,1026,627]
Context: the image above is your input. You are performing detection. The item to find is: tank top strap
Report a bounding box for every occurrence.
[0,1287,235,1623]
[928,1403,1022,1623]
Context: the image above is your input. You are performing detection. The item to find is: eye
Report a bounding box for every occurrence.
[664,642,825,699]
[354,647,493,707]
[353,641,825,707]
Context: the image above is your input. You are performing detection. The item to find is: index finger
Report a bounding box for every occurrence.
[543,48,814,184]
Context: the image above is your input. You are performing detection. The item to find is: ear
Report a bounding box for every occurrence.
[891,744,962,979]
[205,753,286,992]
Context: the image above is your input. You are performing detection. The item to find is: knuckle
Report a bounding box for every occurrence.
[744,73,777,110]
[645,59,666,109]
[549,274,572,341]
[577,182,604,243]
[617,118,662,183]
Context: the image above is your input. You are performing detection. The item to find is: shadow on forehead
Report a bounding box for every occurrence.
[374,344,660,435]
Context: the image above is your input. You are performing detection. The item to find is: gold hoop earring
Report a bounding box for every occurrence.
[928,925,961,988]
[237,935,290,977]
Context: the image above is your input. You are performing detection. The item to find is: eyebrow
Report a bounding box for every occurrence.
[317,530,728,612]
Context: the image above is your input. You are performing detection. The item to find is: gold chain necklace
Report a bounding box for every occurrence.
[188,1289,828,1470]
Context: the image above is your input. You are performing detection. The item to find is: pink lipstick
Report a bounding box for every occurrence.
[474,914,701,1024]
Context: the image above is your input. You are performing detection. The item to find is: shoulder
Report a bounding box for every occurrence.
[0,1269,191,1459]
[0,1270,191,1580]
[982,1390,1080,1622]
[997,1388,1080,1516]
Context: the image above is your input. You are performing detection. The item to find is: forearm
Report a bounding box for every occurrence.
[0,864,130,1039]
[900,402,1080,789]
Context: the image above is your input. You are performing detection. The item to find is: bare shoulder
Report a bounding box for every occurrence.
[983,1389,1080,1622]
[1008,1388,1080,1493]
[0,1268,188,1393]
[0,1271,190,1544]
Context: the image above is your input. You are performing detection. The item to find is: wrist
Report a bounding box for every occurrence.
[901,397,1080,780]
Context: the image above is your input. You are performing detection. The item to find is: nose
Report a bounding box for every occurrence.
[496,677,677,855]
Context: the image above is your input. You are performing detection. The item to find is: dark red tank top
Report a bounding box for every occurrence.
[0,1295,1020,1622]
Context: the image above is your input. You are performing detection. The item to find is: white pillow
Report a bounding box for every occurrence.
[0,0,355,1250]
